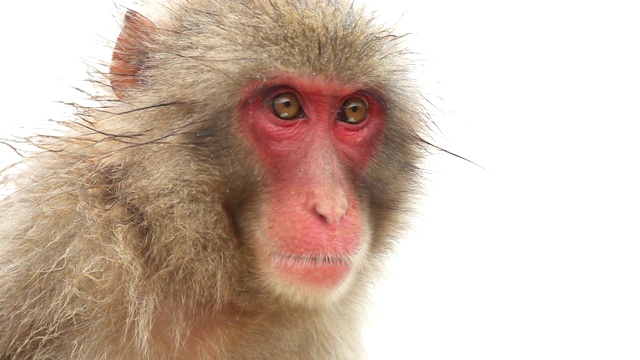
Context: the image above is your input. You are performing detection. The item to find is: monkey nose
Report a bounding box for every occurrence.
[310,189,348,226]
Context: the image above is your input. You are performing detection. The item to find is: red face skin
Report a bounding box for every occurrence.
[240,74,385,293]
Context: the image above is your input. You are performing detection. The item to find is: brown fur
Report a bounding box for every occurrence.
[0,1,428,358]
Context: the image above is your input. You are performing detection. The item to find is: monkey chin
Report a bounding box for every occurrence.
[258,238,369,307]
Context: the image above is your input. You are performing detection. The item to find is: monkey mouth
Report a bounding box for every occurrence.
[271,253,354,267]
[268,252,356,288]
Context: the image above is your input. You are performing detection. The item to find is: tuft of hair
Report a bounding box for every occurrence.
[0,0,429,359]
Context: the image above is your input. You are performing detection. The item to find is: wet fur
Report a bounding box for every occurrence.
[0,0,428,358]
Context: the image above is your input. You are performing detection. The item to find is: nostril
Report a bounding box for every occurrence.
[314,210,329,224]
[312,193,348,226]
[313,205,331,224]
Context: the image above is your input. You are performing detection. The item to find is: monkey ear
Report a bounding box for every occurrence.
[110,10,157,99]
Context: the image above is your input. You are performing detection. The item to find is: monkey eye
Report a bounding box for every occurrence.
[337,97,368,124]
[271,92,303,120]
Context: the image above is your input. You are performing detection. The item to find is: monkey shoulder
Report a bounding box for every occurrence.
[0,150,140,357]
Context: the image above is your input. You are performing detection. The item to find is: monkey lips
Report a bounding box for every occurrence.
[269,253,354,288]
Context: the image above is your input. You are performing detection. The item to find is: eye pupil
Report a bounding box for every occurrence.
[272,92,302,120]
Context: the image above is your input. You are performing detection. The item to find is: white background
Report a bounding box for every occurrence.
[1,1,639,359]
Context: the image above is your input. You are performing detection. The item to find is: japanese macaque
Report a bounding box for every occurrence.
[0,1,427,359]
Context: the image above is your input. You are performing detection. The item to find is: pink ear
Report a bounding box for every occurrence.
[110,10,156,99]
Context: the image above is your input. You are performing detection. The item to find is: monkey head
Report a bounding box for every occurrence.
[107,1,424,308]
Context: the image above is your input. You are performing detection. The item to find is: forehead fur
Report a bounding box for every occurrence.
[135,0,412,99]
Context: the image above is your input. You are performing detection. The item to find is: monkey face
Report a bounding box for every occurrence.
[236,74,386,305]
